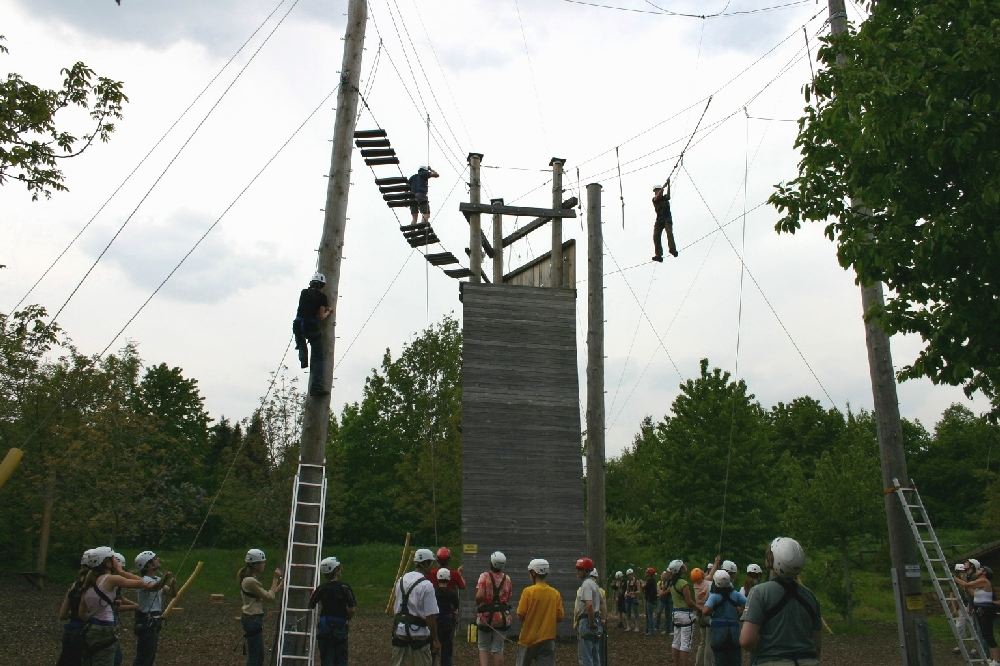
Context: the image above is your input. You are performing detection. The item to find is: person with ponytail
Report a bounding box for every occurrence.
[239,548,284,666]
[56,550,94,666]
[77,546,160,666]
[700,570,748,666]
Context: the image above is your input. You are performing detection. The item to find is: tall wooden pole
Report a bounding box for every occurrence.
[491,198,504,284]
[300,0,367,465]
[585,183,606,584]
[826,2,929,663]
[549,158,565,288]
[468,153,484,284]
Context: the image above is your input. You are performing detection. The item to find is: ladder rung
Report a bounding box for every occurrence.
[282,629,312,636]
[297,501,322,507]
[299,463,324,468]
[914,522,929,526]
[278,654,312,660]
[288,563,317,568]
[298,481,322,487]
[291,542,320,548]
[287,584,315,589]
[295,521,321,527]
[284,607,313,613]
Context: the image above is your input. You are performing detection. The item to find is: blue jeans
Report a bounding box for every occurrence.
[292,317,325,394]
[645,599,657,633]
[576,617,601,666]
[318,635,347,666]
[657,597,673,631]
[242,615,265,666]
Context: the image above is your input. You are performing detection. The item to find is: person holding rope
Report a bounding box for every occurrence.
[238,548,284,666]
[740,537,821,666]
[652,178,678,262]
[77,546,160,666]
[516,558,565,666]
[475,551,513,666]
[132,550,176,666]
[391,548,440,666]
[666,559,698,666]
[309,556,356,666]
[699,569,748,666]
[574,557,603,666]
[408,166,440,226]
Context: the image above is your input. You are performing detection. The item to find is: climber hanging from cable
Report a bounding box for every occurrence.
[292,272,331,397]
[408,166,440,226]
[652,178,678,262]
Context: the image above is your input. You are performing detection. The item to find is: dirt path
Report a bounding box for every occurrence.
[1,578,966,664]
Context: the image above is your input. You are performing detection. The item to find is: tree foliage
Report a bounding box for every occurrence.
[0,35,128,200]
[770,1,1000,416]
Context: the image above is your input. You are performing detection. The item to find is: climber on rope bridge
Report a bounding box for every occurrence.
[408,166,440,226]
[293,272,331,397]
[652,178,678,263]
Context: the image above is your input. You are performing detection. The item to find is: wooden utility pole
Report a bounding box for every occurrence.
[468,153,484,284]
[549,158,565,287]
[491,198,504,284]
[826,2,930,663]
[299,0,367,465]
[585,183,607,583]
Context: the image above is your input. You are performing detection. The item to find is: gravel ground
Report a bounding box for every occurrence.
[1,578,966,665]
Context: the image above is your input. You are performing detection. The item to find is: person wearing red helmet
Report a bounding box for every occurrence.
[574,557,602,666]
[644,567,659,636]
[428,546,466,592]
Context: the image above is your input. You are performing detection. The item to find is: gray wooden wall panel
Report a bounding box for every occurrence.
[460,283,586,638]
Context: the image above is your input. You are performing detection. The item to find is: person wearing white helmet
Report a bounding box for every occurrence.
[77,546,161,666]
[698,570,748,666]
[611,570,626,627]
[740,537,821,665]
[516,558,565,665]
[308,556,356,666]
[391,547,440,665]
[623,567,641,632]
[666,559,698,666]
[293,271,332,397]
[407,166,440,226]
[651,177,679,262]
[433,567,460,666]
[657,568,674,636]
[741,564,763,599]
[954,559,1000,663]
[56,550,95,666]
[475,551,513,666]
[132,550,177,666]
[238,548,284,666]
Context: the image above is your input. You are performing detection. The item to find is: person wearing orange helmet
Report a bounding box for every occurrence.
[574,557,602,666]
[428,547,466,592]
[643,567,658,636]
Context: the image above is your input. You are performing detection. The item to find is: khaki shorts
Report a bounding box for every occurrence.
[516,639,555,666]
[477,625,506,654]
[390,643,432,666]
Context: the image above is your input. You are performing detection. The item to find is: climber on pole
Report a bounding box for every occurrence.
[408,166,440,225]
[293,272,331,397]
[652,178,678,262]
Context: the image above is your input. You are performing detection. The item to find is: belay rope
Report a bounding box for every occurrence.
[616,146,625,228]
[669,95,714,182]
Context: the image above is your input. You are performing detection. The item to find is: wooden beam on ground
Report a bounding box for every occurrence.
[501,197,578,248]
[459,202,577,219]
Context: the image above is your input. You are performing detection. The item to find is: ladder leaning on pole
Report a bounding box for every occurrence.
[276,462,328,664]
[892,478,989,665]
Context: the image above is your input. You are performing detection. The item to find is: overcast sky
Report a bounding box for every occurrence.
[1,0,986,457]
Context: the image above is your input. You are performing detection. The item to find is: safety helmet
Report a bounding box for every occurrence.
[436,568,451,581]
[653,184,663,191]
[615,570,623,579]
[413,548,436,564]
[86,546,114,568]
[769,537,806,576]
[490,551,507,569]
[320,557,341,575]
[419,166,430,172]
[625,568,634,576]
[311,272,326,285]
[646,566,656,576]
[722,560,737,575]
[667,559,684,574]
[245,548,267,564]
[135,551,157,572]
[968,558,982,572]
[706,563,714,571]
[589,568,599,579]
[80,549,94,566]
[713,570,732,588]
[113,551,125,566]
[954,563,967,573]
[746,563,763,575]
[576,557,595,571]
[690,567,704,584]
[436,547,451,563]
[528,558,550,575]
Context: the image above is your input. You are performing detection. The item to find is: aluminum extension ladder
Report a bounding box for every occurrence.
[276,462,328,664]
[892,478,989,665]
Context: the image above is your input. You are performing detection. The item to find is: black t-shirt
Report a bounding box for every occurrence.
[297,287,329,319]
[653,194,672,221]
[644,578,658,603]
[435,585,460,618]
[309,581,356,618]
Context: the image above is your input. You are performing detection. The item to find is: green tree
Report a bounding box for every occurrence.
[769,396,844,466]
[1,36,128,200]
[769,2,1000,415]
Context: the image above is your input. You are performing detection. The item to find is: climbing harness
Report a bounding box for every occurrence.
[391,577,431,648]
[476,573,512,630]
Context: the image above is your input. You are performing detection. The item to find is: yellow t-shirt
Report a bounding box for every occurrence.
[516,580,565,647]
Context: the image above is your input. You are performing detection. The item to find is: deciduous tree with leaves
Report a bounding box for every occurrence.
[770,1,1000,416]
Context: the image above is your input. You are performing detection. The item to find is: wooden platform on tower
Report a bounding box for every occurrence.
[459,282,586,638]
